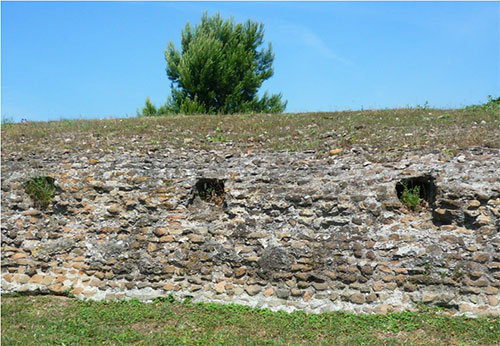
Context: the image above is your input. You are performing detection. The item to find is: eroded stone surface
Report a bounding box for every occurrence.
[1,146,499,316]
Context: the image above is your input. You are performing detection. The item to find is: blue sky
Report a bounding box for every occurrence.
[2,1,499,122]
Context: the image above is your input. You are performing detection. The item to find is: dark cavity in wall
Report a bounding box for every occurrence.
[192,178,225,207]
[395,174,437,208]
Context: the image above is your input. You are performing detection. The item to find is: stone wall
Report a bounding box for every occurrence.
[2,146,500,316]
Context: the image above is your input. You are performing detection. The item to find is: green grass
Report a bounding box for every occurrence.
[2,296,499,345]
[2,107,499,162]
[401,182,422,210]
[465,95,500,114]
[24,176,56,208]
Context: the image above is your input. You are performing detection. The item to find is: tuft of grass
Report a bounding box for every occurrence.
[1,115,15,127]
[24,176,56,208]
[209,125,230,143]
[209,133,229,143]
[401,182,422,210]
[1,296,499,345]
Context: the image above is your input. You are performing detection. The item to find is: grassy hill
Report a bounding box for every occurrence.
[2,107,499,161]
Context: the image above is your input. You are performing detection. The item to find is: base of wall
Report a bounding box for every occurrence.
[3,277,499,318]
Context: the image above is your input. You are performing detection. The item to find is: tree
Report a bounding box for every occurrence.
[139,12,286,116]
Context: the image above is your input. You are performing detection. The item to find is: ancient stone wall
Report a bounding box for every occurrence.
[2,147,499,316]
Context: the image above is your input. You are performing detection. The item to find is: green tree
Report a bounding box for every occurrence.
[139,12,286,116]
[137,97,169,117]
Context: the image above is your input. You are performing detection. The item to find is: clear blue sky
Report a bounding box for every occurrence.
[2,1,499,122]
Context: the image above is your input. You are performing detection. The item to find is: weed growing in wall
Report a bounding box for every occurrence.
[401,182,421,210]
[24,176,56,208]
[194,178,225,206]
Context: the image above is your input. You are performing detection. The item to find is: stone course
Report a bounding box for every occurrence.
[1,146,499,316]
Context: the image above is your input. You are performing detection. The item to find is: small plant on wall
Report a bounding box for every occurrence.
[401,182,422,210]
[395,175,437,211]
[194,178,225,206]
[24,176,56,208]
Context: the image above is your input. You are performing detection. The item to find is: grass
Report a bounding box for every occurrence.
[2,107,499,162]
[2,296,499,345]
[24,176,56,208]
[465,95,500,114]
[401,182,421,210]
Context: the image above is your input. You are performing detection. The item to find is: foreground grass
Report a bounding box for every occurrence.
[2,108,499,161]
[2,296,499,345]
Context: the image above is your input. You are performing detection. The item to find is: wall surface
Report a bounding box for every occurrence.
[2,146,500,316]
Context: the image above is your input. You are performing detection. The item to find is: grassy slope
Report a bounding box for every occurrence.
[2,296,499,345]
[2,108,499,161]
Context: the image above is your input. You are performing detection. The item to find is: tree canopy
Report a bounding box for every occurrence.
[138,13,286,116]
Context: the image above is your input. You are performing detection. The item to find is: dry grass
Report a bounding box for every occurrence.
[1,108,499,161]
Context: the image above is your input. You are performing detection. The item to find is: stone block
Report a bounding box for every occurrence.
[245,285,261,296]
[473,253,490,263]
[214,281,226,294]
[14,274,30,284]
[276,288,290,299]
[373,304,392,314]
[350,293,365,304]
[41,275,54,286]
[485,286,499,295]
